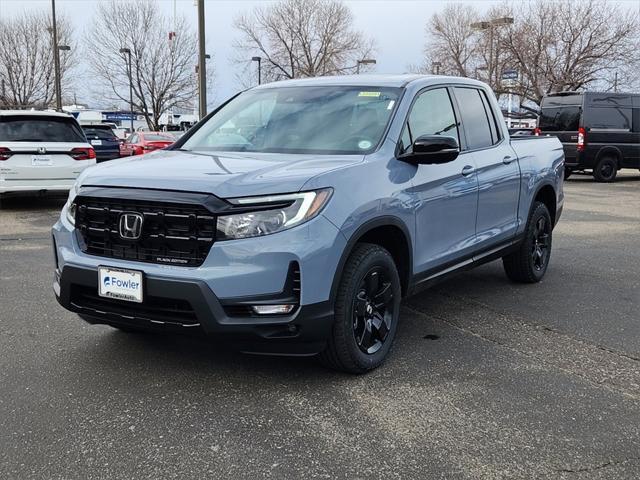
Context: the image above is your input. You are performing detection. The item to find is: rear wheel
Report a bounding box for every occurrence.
[319,243,401,374]
[502,202,552,283]
[593,156,618,182]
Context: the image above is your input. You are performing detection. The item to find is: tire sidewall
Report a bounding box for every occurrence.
[336,247,401,371]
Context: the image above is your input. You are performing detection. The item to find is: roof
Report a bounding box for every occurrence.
[253,74,487,90]
[0,109,74,118]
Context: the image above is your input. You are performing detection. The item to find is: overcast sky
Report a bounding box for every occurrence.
[0,0,636,108]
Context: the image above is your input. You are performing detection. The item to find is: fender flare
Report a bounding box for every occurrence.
[328,215,413,304]
[595,146,623,166]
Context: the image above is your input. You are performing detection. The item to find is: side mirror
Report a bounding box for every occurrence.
[400,135,460,164]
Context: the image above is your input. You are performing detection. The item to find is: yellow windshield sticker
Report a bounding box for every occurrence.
[358,91,381,98]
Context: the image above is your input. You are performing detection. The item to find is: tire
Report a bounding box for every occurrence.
[564,168,572,180]
[593,156,618,182]
[502,201,552,283]
[319,243,401,374]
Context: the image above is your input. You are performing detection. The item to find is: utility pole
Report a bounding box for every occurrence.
[51,0,63,111]
[614,71,618,93]
[197,0,207,119]
[119,48,135,133]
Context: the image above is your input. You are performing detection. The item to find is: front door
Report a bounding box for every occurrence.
[401,87,479,275]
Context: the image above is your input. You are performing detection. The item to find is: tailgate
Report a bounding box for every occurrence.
[1,142,92,180]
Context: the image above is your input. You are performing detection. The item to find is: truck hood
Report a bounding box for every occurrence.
[77,149,364,198]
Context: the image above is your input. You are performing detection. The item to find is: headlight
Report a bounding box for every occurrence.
[217,189,332,240]
[63,182,80,226]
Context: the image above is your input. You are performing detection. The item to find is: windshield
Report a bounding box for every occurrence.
[0,115,85,142]
[181,86,402,155]
[538,107,581,131]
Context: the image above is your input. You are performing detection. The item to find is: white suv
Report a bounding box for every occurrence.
[0,110,96,195]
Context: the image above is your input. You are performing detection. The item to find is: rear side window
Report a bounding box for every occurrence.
[0,115,85,142]
[454,87,493,150]
[586,107,632,130]
[538,107,581,132]
[401,88,459,152]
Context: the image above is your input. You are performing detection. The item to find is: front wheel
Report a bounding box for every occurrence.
[502,202,552,283]
[319,243,401,374]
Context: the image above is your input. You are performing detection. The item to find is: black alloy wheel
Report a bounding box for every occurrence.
[531,216,551,272]
[319,243,401,373]
[352,268,394,355]
[502,201,553,283]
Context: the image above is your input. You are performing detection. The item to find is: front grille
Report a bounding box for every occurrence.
[70,285,199,326]
[75,195,216,267]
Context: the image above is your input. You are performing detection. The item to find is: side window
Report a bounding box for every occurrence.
[130,134,139,144]
[588,107,632,130]
[479,90,501,144]
[454,87,494,150]
[401,88,459,152]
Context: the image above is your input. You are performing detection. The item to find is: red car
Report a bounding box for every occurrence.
[119,132,175,157]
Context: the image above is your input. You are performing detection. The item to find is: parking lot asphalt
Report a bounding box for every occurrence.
[1,172,639,479]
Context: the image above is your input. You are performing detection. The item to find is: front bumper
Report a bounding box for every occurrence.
[52,212,346,355]
[54,265,333,355]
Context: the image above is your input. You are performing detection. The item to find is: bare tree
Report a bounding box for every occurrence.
[84,0,203,130]
[0,11,75,108]
[415,0,639,107]
[410,4,479,78]
[500,0,640,105]
[234,0,375,85]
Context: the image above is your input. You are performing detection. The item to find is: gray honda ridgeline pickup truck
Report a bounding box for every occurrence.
[53,75,564,373]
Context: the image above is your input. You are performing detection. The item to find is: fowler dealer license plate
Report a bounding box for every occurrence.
[98,267,143,303]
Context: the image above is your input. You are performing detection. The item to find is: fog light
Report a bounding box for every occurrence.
[251,304,296,315]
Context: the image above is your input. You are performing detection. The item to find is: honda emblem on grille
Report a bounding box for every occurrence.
[118,212,144,240]
[37,146,47,154]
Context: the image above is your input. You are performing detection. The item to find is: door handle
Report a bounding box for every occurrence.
[503,155,515,164]
[461,165,475,176]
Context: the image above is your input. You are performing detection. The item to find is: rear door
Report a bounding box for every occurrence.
[452,86,520,250]
[0,114,91,181]
[538,94,583,164]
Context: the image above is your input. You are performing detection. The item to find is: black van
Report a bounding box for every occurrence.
[537,92,640,182]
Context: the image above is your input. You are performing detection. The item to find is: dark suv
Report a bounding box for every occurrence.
[81,124,121,162]
[537,92,640,182]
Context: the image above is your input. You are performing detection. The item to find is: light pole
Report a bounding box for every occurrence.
[196,0,207,119]
[432,61,442,75]
[119,48,134,134]
[474,65,487,79]
[356,59,376,74]
[251,56,262,85]
[51,0,63,111]
[471,17,513,88]
[57,45,70,107]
